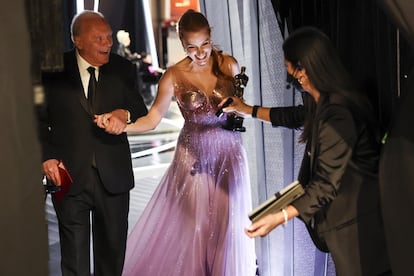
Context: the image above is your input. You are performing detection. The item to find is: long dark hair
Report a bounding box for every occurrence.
[178,9,229,79]
[283,27,377,142]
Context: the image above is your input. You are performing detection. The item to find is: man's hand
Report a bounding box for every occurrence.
[94,109,128,135]
[43,159,62,186]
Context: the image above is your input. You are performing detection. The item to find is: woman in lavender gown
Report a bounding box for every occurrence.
[96,9,256,276]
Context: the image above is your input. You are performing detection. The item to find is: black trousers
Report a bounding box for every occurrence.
[53,167,130,276]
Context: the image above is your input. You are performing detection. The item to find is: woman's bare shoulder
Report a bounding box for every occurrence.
[159,57,190,84]
[220,53,238,65]
[218,52,239,76]
[171,57,191,69]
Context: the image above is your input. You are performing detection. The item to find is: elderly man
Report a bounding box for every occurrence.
[40,10,147,275]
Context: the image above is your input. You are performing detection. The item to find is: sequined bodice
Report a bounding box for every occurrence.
[173,74,235,126]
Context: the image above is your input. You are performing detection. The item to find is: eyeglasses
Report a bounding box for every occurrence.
[185,40,212,54]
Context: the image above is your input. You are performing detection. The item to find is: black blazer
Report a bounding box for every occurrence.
[292,95,381,234]
[40,50,148,194]
[270,95,390,274]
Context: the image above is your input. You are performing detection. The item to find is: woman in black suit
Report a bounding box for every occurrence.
[222,27,391,275]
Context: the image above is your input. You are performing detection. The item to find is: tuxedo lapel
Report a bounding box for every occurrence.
[66,51,94,117]
[79,91,93,116]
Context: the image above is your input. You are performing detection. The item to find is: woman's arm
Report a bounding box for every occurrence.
[124,70,174,133]
[95,68,175,133]
[220,95,305,128]
[245,205,299,238]
[220,96,272,122]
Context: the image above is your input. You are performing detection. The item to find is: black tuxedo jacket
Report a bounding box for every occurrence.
[40,50,148,195]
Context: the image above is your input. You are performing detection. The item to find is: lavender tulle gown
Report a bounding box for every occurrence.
[122,71,256,276]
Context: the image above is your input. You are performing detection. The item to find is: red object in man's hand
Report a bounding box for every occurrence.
[53,161,73,201]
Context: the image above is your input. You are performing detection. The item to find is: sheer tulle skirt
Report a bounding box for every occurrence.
[122,125,256,276]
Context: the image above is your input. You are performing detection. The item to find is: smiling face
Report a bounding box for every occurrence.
[181,30,212,67]
[73,16,113,66]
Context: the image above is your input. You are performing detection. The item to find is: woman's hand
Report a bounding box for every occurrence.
[245,212,284,238]
[245,205,299,238]
[218,96,252,117]
[94,113,112,129]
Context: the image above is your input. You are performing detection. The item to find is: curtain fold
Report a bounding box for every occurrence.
[61,0,149,55]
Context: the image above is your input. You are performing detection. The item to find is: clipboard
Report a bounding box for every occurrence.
[248,181,305,222]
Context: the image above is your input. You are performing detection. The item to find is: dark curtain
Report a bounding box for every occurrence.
[269,2,414,274]
[270,0,412,136]
[62,0,77,51]
[376,1,414,275]
[61,0,148,55]
[99,0,148,54]
[28,0,65,81]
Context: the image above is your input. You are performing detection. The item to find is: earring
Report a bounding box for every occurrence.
[298,75,307,85]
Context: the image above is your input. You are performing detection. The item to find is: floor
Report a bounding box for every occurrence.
[47,99,183,275]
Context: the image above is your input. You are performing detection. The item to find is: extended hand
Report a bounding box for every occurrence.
[94,113,111,128]
[94,109,127,135]
[245,205,298,238]
[218,96,249,116]
[245,212,283,238]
